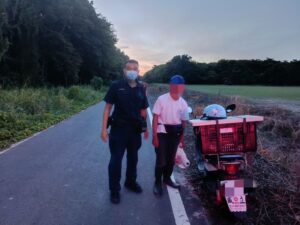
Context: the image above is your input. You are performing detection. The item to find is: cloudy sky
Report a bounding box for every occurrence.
[94,0,300,74]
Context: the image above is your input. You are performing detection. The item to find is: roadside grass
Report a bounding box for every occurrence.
[183,85,300,101]
[0,85,105,150]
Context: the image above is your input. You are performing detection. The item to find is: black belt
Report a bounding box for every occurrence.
[158,123,183,136]
[108,116,147,133]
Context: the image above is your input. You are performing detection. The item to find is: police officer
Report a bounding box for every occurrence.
[101,59,149,204]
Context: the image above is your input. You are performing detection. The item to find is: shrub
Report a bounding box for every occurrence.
[272,120,294,138]
[90,76,103,90]
[67,86,84,101]
[0,85,104,150]
[294,129,300,144]
[52,94,71,111]
[260,118,275,132]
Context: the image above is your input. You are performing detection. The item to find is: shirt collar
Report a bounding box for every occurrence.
[168,92,180,101]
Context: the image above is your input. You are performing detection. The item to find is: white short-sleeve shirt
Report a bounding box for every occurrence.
[152,93,189,133]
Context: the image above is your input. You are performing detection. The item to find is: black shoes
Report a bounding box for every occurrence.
[124,181,143,193]
[163,179,181,189]
[153,178,180,196]
[153,181,163,196]
[110,181,142,204]
[110,191,120,204]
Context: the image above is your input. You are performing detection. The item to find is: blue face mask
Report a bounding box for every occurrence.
[126,70,138,80]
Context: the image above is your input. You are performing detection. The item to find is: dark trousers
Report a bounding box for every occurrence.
[108,126,141,192]
[154,133,181,182]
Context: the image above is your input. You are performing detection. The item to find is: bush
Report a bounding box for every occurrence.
[294,129,300,144]
[0,112,16,128]
[17,90,46,114]
[272,120,294,138]
[52,94,71,111]
[0,85,104,150]
[260,118,275,132]
[67,86,85,101]
[90,76,103,90]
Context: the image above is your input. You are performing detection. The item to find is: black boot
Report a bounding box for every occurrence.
[155,166,163,182]
[110,191,120,204]
[163,179,181,189]
[153,167,163,195]
[163,165,181,189]
[124,181,143,193]
[153,180,163,195]
[163,164,173,182]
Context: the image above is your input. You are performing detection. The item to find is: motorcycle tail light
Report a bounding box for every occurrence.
[223,162,241,175]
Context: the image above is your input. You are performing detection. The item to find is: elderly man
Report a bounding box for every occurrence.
[152,75,189,195]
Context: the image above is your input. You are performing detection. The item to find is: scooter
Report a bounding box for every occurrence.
[189,104,263,214]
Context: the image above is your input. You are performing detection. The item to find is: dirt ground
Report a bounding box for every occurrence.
[147,85,300,225]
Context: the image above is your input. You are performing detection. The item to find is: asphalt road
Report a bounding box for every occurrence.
[0,102,176,225]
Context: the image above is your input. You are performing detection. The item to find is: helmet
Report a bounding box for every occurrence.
[203,104,227,120]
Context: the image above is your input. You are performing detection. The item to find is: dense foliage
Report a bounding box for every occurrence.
[0,85,105,149]
[144,55,300,86]
[0,0,128,87]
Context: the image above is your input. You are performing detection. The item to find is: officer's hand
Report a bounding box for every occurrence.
[144,130,149,140]
[152,135,159,148]
[101,129,109,142]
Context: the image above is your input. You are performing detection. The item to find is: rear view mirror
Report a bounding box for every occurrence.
[226,104,236,113]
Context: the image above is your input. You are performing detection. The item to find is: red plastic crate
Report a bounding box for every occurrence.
[198,122,257,154]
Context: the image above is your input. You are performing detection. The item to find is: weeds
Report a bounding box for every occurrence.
[0,85,104,150]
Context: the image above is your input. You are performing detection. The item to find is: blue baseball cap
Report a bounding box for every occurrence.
[169,75,185,84]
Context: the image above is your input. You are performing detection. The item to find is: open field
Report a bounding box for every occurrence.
[185,85,300,101]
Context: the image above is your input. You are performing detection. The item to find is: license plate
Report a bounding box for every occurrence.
[225,195,247,212]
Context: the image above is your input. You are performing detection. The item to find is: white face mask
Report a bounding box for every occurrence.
[126,70,138,80]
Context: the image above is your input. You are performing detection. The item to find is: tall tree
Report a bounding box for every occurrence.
[0,0,128,87]
[0,0,8,64]
[144,55,300,86]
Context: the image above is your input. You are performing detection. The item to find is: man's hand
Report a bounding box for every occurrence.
[101,129,109,142]
[179,135,185,148]
[143,129,149,140]
[152,134,159,148]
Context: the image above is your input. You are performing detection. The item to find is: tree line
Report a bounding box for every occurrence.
[143,55,300,86]
[0,0,129,87]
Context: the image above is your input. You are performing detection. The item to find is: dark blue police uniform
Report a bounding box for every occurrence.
[104,79,149,192]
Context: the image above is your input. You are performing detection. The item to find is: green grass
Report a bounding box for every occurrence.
[0,85,105,150]
[185,85,300,101]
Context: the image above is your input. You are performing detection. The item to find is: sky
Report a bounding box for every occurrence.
[94,0,300,74]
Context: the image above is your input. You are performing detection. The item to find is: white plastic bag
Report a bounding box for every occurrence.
[175,145,190,169]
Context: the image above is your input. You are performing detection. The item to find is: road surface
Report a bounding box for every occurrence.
[0,102,178,225]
